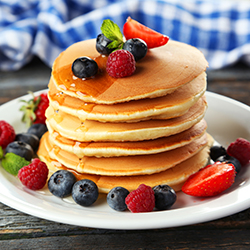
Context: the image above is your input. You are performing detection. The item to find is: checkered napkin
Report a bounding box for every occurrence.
[1,0,250,71]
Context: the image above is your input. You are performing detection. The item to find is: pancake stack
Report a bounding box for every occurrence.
[37,39,213,193]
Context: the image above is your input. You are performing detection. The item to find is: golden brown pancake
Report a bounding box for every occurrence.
[47,119,207,157]
[52,39,208,104]
[45,96,207,142]
[48,72,207,122]
[37,134,214,193]
[42,132,208,176]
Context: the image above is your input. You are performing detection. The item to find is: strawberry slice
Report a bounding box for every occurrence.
[182,162,236,197]
[123,17,169,49]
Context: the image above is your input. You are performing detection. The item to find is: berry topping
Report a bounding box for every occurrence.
[27,123,48,139]
[227,138,250,166]
[0,120,15,149]
[96,33,114,55]
[125,184,155,213]
[106,50,136,78]
[107,186,129,211]
[153,185,177,210]
[123,17,169,49]
[48,170,76,198]
[72,57,98,79]
[72,179,98,206]
[210,145,227,162]
[123,38,148,61]
[182,162,236,197]
[20,92,49,127]
[5,141,34,161]
[18,158,49,190]
[15,133,40,152]
[216,155,241,175]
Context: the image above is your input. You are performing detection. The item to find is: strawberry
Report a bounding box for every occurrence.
[20,92,49,127]
[123,17,169,49]
[181,162,236,197]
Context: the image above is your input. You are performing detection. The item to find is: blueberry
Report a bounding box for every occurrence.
[96,33,114,55]
[15,133,39,152]
[153,185,177,210]
[48,170,76,198]
[216,155,241,175]
[210,145,227,162]
[5,141,34,161]
[72,179,98,206]
[27,123,48,139]
[72,57,98,79]
[123,38,148,61]
[107,186,129,211]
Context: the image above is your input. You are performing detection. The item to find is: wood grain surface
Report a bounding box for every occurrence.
[0,58,250,249]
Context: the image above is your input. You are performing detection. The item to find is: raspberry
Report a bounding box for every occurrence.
[106,49,136,78]
[125,184,155,213]
[18,158,49,190]
[227,138,250,166]
[0,120,15,149]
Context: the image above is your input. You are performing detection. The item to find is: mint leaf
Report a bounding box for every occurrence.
[101,19,124,49]
[0,147,3,160]
[107,40,124,50]
[2,153,30,175]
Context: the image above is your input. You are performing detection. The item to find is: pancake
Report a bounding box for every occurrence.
[48,72,207,122]
[52,39,208,104]
[45,95,207,142]
[37,134,214,193]
[47,119,207,157]
[43,132,208,176]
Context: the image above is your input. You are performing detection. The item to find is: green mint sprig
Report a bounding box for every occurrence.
[101,19,124,50]
[1,152,30,176]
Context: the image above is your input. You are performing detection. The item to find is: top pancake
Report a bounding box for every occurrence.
[52,39,208,104]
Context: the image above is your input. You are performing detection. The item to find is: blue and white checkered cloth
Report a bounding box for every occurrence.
[1,0,250,71]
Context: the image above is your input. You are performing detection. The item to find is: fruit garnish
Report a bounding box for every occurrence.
[27,123,48,139]
[72,179,99,207]
[125,184,155,213]
[72,57,98,79]
[6,141,34,161]
[227,138,250,166]
[0,120,16,149]
[15,133,40,152]
[106,49,136,78]
[123,17,169,49]
[99,19,124,52]
[216,155,241,175]
[182,162,236,197]
[18,158,48,190]
[48,170,76,198]
[210,145,227,162]
[123,38,148,61]
[96,33,114,55]
[153,185,176,210]
[1,152,30,176]
[107,186,129,211]
[20,92,49,127]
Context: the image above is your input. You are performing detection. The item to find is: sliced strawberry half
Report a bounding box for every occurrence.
[182,162,236,197]
[123,17,169,49]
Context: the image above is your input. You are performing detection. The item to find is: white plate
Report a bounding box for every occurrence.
[0,91,250,230]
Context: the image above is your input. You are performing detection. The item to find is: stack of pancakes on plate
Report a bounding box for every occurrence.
[37,39,213,193]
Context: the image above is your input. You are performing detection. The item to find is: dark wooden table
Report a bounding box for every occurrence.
[0,58,250,249]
